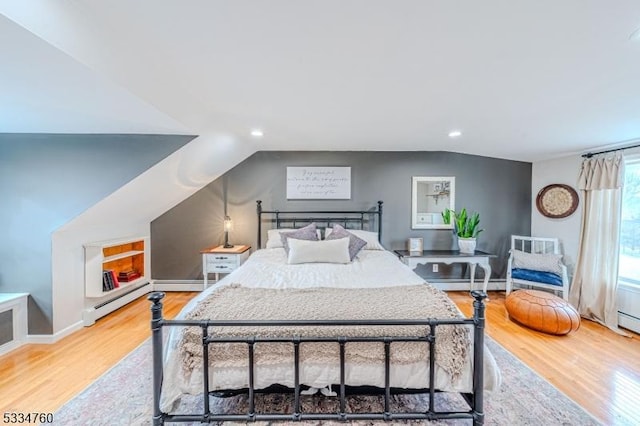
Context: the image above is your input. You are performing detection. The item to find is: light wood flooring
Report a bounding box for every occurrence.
[1,291,639,425]
[449,291,640,425]
[0,292,194,415]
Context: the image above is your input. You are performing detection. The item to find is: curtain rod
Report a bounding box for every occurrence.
[582,142,640,158]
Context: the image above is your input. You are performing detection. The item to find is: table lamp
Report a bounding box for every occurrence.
[223,215,234,248]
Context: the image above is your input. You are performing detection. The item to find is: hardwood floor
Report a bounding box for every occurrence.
[0,292,195,415]
[1,290,639,425]
[449,291,640,426]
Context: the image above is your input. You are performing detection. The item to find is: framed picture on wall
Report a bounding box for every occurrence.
[286,166,351,199]
[411,176,455,229]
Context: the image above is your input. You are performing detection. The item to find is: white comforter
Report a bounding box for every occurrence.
[160,248,501,412]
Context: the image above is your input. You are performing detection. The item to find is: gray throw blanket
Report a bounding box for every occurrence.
[180,284,470,382]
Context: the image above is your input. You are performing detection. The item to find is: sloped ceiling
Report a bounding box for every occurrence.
[0,14,189,135]
[2,1,640,161]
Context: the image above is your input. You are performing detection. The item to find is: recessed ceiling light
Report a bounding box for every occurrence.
[250,129,264,137]
[448,130,462,138]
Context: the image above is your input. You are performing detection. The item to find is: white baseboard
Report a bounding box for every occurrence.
[432,279,506,292]
[26,320,84,344]
[82,282,153,326]
[153,279,205,292]
[4,281,182,353]
[0,339,25,357]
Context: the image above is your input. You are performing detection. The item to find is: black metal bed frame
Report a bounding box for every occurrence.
[148,201,487,425]
[257,199,384,247]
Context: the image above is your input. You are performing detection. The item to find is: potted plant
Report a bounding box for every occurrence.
[441,208,459,250]
[452,208,483,253]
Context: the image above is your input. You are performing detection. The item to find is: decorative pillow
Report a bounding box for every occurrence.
[511,249,563,275]
[280,223,319,252]
[324,227,333,238]
[287,237,351,265]
[325,224,367,260]
[345,229,384,250]
[265,229,286,249]
[511,268,563,286]
[265,225,320,249]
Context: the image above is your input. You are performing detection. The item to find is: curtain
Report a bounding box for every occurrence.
[569,153,626,334]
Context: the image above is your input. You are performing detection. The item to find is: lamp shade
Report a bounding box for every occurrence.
[223,216,233,232]
[223,215,234,248]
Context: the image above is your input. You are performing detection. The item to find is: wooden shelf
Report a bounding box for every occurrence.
[94,277,148,297]
[103,250,145,263]
[84,237,149,299]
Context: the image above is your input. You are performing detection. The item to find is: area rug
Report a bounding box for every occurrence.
[54,338,601,425]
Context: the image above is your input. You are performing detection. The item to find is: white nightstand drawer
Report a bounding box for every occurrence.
[201,245,251,287]
[207,263,236,273]
[207,255,237,265]
[207,254,238,263]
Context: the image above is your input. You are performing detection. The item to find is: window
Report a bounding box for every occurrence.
[619,157,640,286]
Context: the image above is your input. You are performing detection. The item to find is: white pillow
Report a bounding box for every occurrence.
[511,249,563,275]
[265,228,322,249]
[327,228,384,250]
[287,237,351,264]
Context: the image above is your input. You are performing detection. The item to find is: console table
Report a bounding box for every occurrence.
[394,250,495,292]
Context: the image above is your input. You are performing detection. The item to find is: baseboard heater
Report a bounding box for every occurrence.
[619,311,640,334]
[617,284,640,334]
[82,281,152,326]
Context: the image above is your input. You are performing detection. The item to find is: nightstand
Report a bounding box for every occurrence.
[201,245,251,286]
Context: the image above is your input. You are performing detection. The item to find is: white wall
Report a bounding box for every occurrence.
[533,149,640,333]
[50,134,256,334]
[531,154,583,276]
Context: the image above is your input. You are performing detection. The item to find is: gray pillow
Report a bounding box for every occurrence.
[280,223,319,253]
[511,249,563,275]
[325,224,367,260]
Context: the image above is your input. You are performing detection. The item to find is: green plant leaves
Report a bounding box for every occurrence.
[450,208,483,238]
[441,208,452,225]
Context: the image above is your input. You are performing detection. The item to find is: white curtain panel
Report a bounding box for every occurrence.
[570,153,626,333]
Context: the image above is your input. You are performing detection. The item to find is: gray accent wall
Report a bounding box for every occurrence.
[0,133,195,334]
[152,151,531,281]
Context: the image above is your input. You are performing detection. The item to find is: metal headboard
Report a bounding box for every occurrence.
[256,200,383,248]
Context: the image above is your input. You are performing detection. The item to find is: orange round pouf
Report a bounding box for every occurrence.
[505,289,580,335]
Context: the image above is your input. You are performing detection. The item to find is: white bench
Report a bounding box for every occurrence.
[0,293,29,356]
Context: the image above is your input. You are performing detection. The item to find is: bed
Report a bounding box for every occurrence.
[148,201,500,425]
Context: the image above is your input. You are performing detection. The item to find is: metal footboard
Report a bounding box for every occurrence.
[149,290,487,425]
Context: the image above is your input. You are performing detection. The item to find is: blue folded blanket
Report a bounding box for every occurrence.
[511,268,563,286]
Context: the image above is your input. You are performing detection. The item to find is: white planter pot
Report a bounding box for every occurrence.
[458,237,476,254]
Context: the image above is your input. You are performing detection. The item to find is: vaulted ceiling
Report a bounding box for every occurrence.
[2,1,640,161]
